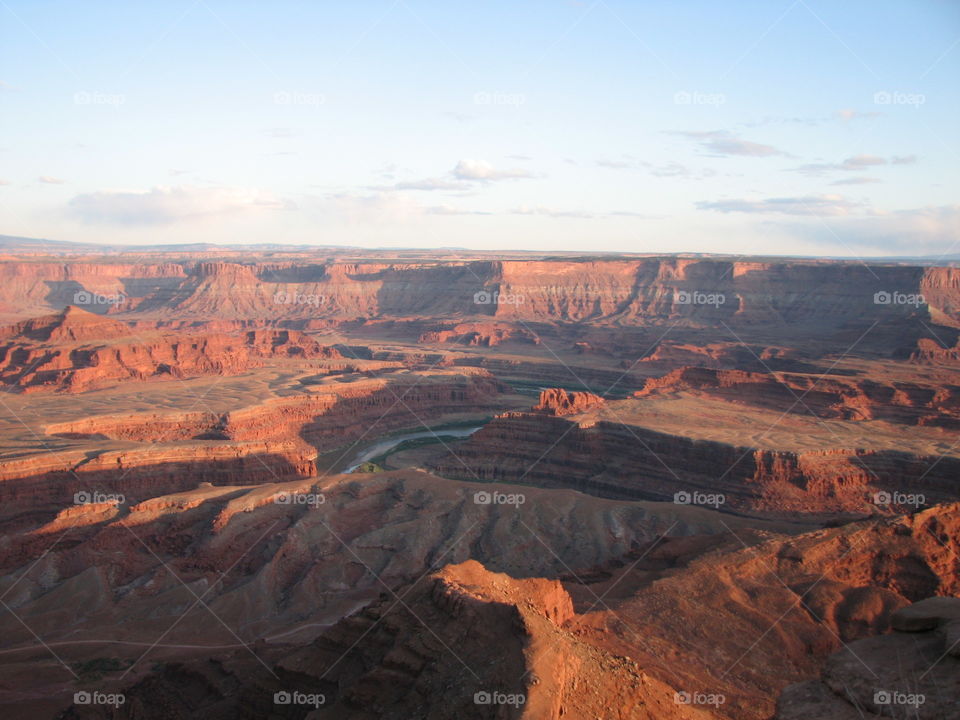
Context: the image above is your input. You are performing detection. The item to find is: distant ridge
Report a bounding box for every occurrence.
[2,234,959,265]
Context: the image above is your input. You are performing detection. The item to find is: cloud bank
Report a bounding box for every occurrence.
[69,186,288,225]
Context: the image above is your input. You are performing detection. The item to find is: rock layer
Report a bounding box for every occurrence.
[0,309,342,393]
[636,365,960,427]
[428,409,960,517]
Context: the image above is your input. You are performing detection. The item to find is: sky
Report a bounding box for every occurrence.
[1,0,958,256]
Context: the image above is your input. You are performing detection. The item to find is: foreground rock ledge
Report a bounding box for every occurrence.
[774,597,960,719]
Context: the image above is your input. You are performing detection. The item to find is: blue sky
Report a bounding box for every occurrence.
[1,0,958,255]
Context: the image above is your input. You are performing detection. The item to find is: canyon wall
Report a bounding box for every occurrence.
[427,409,960,517]
[0,259,951,330]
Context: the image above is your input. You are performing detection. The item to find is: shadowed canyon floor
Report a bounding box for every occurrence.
[0,251,958,719]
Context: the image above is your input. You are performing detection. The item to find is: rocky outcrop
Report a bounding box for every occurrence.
[533,388,606,416]
[428,410,960,518]
[0,306,132,342]
[418,321,541,347]
[44,368,504,445]
[774,596,960,719]
[0,369,507,526]
[0,323,342,393]
[912,336,960,364]
[277,559,711,720]
[590,504,960,720]
[635,365,960,427]
[0,442,316,531]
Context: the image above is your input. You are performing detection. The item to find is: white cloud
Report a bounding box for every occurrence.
[841,154,887,169]
[316,191,496,222]
[39,176,66,184]
[69,185,288,225]
[697,194,865,216]
[452,159,533,181]
[836,109,882,121]
[595,157,714,179]
[509,205,594,218]
[791,154,907,175]
[672,131,788,157]
[787,204,960,255]
[392,178,471,191]
[324,192,426,223]
[381,159,535,192]
[425,204,491,216]
[650,161,694,178]
[830,177,881,186]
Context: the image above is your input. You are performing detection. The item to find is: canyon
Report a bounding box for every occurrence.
[0,248,957,719]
